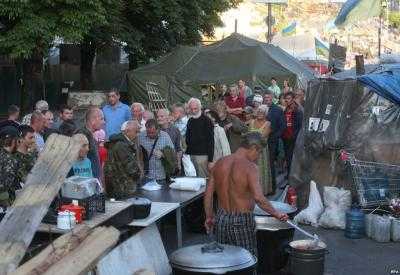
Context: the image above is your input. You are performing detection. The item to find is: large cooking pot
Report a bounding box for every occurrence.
[287,239,328,275]
[254,201,297,274]
[169,243,257,274]
[127,197,152,219]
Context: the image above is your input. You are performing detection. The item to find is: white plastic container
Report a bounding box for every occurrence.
[57,211,76,230]
[365,214,378,238]
[391,218,400,242]
[372,215,391,243]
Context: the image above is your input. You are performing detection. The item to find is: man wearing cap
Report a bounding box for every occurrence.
[21,100,49,126]
[104,120,142,199]
[0,126,19,208]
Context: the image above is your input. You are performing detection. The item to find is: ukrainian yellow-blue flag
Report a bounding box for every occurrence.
[281,22,297,36]
[334,0,381,27]
[315,37,329,58]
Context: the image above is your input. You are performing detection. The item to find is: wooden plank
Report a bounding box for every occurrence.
[97,224,171,275]
[14,225,120,275]
[13,225,92,275]
[37,201,133,234]
[0,134,86,274]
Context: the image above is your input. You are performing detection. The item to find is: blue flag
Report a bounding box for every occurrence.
[334,0,381,27]
[281,22,297,36]
[315,38,329,58]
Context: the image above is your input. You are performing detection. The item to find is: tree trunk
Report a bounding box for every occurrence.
[22,49,44,114]
[80,39,96,90]
[128,52,139,70]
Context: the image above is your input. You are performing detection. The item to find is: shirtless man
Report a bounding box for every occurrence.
[204,132,288,256]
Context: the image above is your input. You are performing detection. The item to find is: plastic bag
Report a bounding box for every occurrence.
[294,180,324,227]
[319,187,351,229]
[372,215,391,242]
[182,154,196,177]
[391,218,400,242]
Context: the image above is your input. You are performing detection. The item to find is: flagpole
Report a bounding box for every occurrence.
[378,3,382,57]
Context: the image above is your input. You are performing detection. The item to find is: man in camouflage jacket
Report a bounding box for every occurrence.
[104,120,142,199]
[0,126,19,209]
[14,125,37,189]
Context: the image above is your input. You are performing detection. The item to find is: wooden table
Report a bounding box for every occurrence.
[129,202,179,227]
[38,201,133,234]
[134,185,206,248]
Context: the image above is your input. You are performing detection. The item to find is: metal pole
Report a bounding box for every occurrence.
[267,3,272,43]
[378,10,382,57]
[234,19,238,33]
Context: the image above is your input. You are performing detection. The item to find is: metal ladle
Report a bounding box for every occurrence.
[286,220,320,247]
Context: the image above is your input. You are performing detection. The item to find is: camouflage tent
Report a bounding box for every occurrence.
[126,33,316,104]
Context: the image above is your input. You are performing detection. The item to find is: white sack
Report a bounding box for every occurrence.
[319,187,351,229]
[294,180,324,227]
[169,181,201,192]
[182,154,197,177]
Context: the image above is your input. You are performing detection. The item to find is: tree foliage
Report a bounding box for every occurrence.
[119,0,241,68]
[389,11,400,29]
[0,0,110,58]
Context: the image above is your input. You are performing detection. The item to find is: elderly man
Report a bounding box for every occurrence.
[264,91,286,193]
[22,100,49,125]
[139,119,175,183]
[171,103,189,137]
[42,110,59,141]
[14,125,37,189]
[157,108,182,173]
[102,88,131,138]
[104,120,142,199]
[76,107,105,181]
[53,105,74,130]
[30,111,45,153]
[0,126,19,209]
[204,132,288,256]
[131,102,146,131]
[185,98,214,177]
[215,102,247,153]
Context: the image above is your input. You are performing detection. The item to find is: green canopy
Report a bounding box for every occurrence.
[127,33,316,103]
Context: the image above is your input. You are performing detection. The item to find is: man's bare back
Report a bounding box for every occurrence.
[212,154,257,213]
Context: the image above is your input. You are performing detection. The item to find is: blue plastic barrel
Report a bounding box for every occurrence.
[345,208,365,239]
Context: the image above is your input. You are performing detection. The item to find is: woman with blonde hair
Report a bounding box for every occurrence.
[248,105,273,195]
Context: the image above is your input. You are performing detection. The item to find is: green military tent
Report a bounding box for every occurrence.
[126,33,316,103]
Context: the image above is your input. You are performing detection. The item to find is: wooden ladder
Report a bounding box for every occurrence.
[146,82,167,111]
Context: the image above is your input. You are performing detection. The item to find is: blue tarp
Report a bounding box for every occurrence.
[358,64,400,106]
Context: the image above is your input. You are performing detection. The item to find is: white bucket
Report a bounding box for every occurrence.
[57,211,76,230]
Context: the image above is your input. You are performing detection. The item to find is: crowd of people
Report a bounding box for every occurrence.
[0,79,304,203]
[0,78,303,256]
